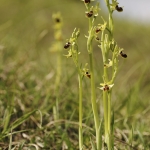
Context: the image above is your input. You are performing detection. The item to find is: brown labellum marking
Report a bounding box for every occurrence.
[85,72,91,78]
[55,18,60,23]
[116,5,123,12]
[84,0,90,3]
[120,51,127,58]
[64,42,71,49]
[104,85,109,91]
[96,37,100,41]
[95,28,101,33]
[86,11,93,18]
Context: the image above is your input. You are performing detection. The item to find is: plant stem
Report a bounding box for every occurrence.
[78,73,83,150]
[71,30,83,149]
[85,2,102,148]
[88,25,100,149]
[52,13,63,121]
[54,42,62,120]
[101,1,115,149]
[103,90,108,139]
[108,91,111,134]
[89,52,100,150]
[107,91,112,150]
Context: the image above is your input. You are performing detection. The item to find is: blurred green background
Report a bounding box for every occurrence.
[0,0,150,149]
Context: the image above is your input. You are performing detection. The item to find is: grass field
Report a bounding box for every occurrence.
[0,0,150,149]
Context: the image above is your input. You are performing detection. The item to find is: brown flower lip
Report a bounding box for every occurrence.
[96,37,100,41]
[85,72,91,78]
[55,18,60,23]
[120,51,127,58]
[84,0,90,4]
[116,5,123,12]
[86,11,93,18]
[104,85,109,91]
[64,42,71,49]
[95,28,101,33]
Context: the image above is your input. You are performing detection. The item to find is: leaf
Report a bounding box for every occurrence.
[9,110,37,131]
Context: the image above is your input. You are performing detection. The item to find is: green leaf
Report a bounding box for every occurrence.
[9,109,37,131]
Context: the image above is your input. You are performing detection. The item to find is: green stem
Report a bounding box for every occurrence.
[72,34,83,150]
[108,91,111,134]
[108,91,113,150]
[102,1,114,149]
[89,50,100,150]
[87,19,100,135]
[109,14,113,39]
[103,68,111,150]
[103,90,108,140]
[105,0,113,39]
[78,73,83,150]
[54,42,62,120]
[85,3,101,149]
[87,17,100,148]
